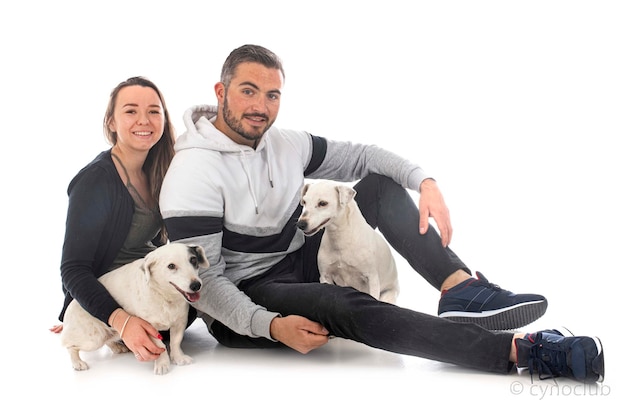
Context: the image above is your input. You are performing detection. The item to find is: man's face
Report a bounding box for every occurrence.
[214,62,283,146]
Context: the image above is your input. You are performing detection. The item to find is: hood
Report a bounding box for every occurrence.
[175,104,269,154]
[176,105,274,214]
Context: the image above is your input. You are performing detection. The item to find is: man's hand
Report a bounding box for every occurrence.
[270,315,330,354]
[418,179,453,247]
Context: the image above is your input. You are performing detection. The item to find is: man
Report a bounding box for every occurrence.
[160,44,603,382]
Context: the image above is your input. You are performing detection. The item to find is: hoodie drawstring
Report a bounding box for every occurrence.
[239,141,275,215]
[265,139,274,188]
[239,150,259,214]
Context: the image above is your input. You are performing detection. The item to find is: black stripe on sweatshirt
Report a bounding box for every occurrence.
[223,205,303,254]
[304,135,327,176]
[165,216,223,242]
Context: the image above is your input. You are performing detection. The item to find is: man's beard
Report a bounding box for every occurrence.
[222,96,272,142]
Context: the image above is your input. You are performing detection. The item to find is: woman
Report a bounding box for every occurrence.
[51,76,179,362]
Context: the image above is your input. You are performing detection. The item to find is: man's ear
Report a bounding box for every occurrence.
[215,82,226,103]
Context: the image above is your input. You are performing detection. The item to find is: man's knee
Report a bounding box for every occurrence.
[355,173,403,195]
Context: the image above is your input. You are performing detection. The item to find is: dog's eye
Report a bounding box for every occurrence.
[168,263,176,270]
[190,256,198,267]
[318,200,328,207]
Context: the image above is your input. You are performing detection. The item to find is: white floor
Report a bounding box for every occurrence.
[11,255,619,416]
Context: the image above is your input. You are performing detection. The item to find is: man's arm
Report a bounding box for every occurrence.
[307,138,453,246]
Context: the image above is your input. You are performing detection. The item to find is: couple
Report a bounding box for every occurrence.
[53,44,604,383]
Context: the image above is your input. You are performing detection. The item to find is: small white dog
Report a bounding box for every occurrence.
[297,180,399,303]
[60,243,209,375]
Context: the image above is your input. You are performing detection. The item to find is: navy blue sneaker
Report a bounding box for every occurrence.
[438,271,547,330]
[515,329,604,383]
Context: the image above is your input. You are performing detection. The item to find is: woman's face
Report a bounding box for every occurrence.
[108,85,165,154]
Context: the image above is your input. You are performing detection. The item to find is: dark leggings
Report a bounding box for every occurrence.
[209,174,513,374]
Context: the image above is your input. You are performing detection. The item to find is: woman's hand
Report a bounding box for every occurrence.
[49,324,63,333]
[110,309,166,361]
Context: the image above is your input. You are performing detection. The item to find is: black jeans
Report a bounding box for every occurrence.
[209,174,513,374]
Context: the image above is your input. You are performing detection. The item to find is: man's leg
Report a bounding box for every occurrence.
[239,266,513,374]
[352,174,547,330]
[206,234,603,383]
[208,318,282,348]
[353,174,469,290]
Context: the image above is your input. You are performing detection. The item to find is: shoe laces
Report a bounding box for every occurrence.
[474,272,502,291]
[473,276,502,292]
[527,338,567,382]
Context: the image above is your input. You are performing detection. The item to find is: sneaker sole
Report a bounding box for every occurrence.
[439,299,547,330]
[592,336,604,383]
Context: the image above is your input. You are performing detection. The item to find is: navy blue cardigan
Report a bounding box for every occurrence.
[58,150,134,323]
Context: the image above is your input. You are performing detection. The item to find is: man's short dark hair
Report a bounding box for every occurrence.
[220,44,285,87]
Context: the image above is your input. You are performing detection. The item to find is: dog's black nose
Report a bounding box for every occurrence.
[190,281,201,292]
[296,220,307,230]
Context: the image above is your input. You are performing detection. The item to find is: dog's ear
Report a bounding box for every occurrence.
[189,245,210,269]
[300,183,310,201]
[337,185,356,206]
[141,255,156,283]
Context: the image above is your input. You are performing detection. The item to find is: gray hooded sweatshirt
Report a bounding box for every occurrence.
[160,104,429,340]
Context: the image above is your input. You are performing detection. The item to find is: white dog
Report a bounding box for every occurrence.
[297,180,399,303]
[60,243,209,375]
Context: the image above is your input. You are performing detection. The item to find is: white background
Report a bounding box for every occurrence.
[1,0,623,414]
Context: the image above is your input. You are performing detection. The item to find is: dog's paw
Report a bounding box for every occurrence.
[154,354,171,375]
[107,340,130,354]
[171,354,194,366]
[72,359,89,371]
[154,363,171,375]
